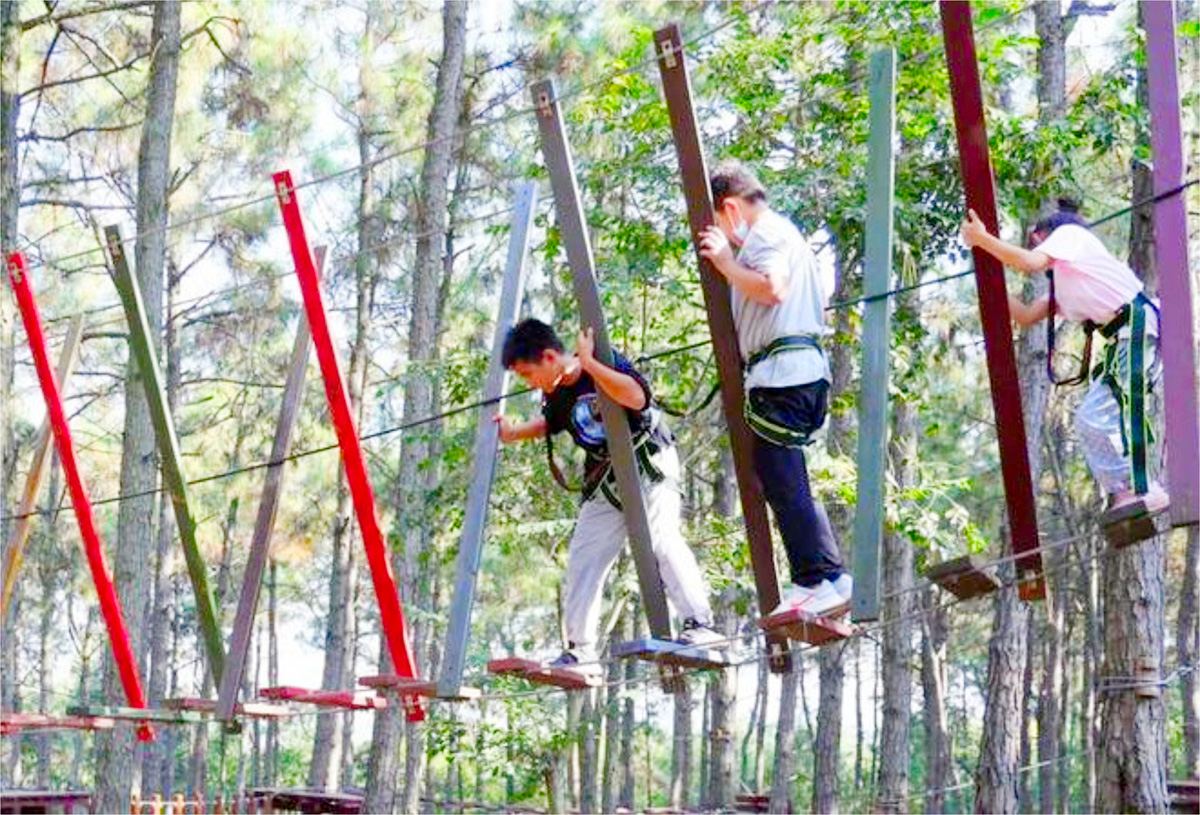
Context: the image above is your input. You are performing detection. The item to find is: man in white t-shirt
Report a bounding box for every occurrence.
[961,204,1166,515]
[698,161,851,617]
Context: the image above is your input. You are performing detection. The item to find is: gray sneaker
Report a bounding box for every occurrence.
[832,573,853,602]
[677,619,727,649]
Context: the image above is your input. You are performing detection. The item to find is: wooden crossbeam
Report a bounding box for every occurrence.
[654,24,789,671]
[261,685,388,710]
[6,253,152,743]
[2,315,84,620]
[487,657,602,690]
[939,1,1041,578]
[162,697,290,719]
[273,171,423,722]
[927,554,1001,600]
[105,226,225,681]
[0,712,115,734]
[359,676,481,702]
[438,183,539,698]
[217,247,325,728]
[66,705,200,725]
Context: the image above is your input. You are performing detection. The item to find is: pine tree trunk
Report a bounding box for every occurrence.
[601,616,626,813]
[94,3,179,808]
[814,646,845,814]
[35,460,61,787]
[753,656,768,791]
[921,587,951,815]
[1019,617,1035,808]
[1181,525,1200,777]
[580,689,600,813]
[975,571,1029,815]
[771,660,799,815]
[619,656,636,810]
[855,639,864,791]
[670,682,692,811]
[707,589,737,810]
[1038,565,1065,814]
[266,560,280,787]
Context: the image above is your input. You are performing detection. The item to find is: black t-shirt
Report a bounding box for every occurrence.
[542,352,654,471]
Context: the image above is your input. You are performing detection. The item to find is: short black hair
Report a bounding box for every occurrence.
[710,160,768,209]
[502,318,563,368]
[1033,197,1088,237]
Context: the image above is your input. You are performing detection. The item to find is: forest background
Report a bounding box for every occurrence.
[0,1,1197,813]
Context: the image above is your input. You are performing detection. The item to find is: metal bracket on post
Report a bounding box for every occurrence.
[437,183,539,699]
[939,1,1042,585]
[654,23,790,671]
[272,170,424,721]
[216,247,326,729]
[105,224,227,682]
[530,79,675,653]
[850,49,897,623]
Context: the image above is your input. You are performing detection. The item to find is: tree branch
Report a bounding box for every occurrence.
[20,198,131,211]
[19,122,141,142]
[19,48,148,98]
[21,1,152,32]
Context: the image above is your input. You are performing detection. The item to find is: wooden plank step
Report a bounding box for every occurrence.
[611,638,732,671]
[758,608,855,646]
[926,554,1001,600]
[487,657,602,690]
[1,712,115,735]
[66,705,202,724]
[163,697,291,718]
[1103,499,1169,548]
[261,685,388,710]
[357,676,481,701]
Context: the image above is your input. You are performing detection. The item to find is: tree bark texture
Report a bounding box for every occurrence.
[1181,524,1200,777]
[94,3,179,809]
[921,587,952,815]
[670,681,692,811]
[707,589,737,810]
[1096,538,1169,813]
[974,571,1029,815]
[814,645,846,815]
[771,661,799,815]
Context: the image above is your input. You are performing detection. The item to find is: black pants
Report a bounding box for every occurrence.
[749,380,844,587]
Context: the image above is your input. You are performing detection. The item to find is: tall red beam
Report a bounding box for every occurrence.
[272,172,423,721]
[940,1,1041,578]
[6,252,153,741]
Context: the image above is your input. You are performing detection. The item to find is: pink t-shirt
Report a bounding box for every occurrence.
[1036,224,1142,324]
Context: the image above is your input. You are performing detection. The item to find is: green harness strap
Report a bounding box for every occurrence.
[1095,293,1156,495]
[744,334,823,448]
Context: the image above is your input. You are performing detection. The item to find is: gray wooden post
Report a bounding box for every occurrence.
[105,225,225,682]
[532,79,673,640]
[437,183,539,697]
[216,247,325,727]
[1144,0,1199,527]
[851,49,896,623]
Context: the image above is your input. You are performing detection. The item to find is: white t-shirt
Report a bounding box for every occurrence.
[1036,224,1143,324]
[733,209,831,390]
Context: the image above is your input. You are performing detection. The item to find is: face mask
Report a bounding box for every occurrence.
[733,218,751,243]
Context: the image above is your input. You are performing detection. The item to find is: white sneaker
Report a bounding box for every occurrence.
[832,573,853,602]
[772,582,818,616]
[548,647,601,677]
[677,619,727,649]
[794,579,850,617]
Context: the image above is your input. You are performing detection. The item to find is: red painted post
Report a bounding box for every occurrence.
[940,1,1041,577]
[271,172,422,719]
[6,252,154,741]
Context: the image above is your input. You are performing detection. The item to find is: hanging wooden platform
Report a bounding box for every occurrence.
[927,554,1001,600]
[611,638,732,671]
[1102,499,1169,548]
[0,712,115,736]
[1168,779,1200,814]
[357,676,481,702]
[758,607,855,646]
[163,697,291,719]
[245,788,363,814]
[261,686,387,711]
[486,657,602,690]
[65,705,201,725]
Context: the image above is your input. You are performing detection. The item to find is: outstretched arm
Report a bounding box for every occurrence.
[697,225,791,305]
[576,327,648,410]
[494,414,547,443]
[1008,293,1050,327]
[961,210,1052,275]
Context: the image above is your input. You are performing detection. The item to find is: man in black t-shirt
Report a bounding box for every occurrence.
[496,318,723,675]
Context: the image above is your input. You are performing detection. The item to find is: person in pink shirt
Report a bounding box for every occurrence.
[961,201,1167,516]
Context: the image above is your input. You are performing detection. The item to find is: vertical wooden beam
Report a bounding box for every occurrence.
[1143,0,1199,527]
[105,225,225,682]
[939,1,1041,575]
[216,247,325,727]
[6,252,152,741]
[272,171,423,721]
[851,49,897,623]
[1,315,84,620]
[438,183,538,697]
[654,24,789,670]
[531,79,673,640]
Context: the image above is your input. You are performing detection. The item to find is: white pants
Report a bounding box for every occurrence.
[1075,332,1161,496]
[563,446,713,650]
